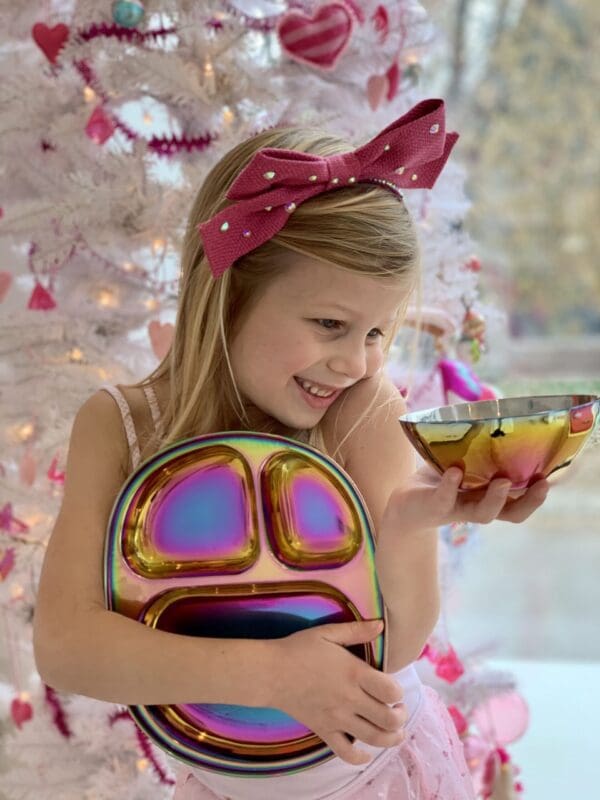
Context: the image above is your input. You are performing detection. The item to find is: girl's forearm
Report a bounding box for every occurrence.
[34,607,276,707]
[375,527,441,672]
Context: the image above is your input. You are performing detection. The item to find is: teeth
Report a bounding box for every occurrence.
[298,379,335,398]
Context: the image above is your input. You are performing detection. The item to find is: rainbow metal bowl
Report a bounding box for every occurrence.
[104,432,384,776]
[398,394,599,491]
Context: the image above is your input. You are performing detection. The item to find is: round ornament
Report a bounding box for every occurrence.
[104,431,385,775]
[112,0,145,29]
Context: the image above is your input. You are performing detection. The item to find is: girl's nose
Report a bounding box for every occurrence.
[327,344,368,381]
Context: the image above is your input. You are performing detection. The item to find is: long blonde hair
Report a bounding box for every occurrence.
[134,126,420,464]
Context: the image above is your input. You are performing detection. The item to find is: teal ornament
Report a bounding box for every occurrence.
[112,0,145,28]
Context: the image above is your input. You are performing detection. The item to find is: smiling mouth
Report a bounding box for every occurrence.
[294,377,345,398]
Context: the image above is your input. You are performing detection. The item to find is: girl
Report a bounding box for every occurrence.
[32,100,549,800]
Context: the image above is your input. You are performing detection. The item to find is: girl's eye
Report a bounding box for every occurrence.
[314,320,384,338]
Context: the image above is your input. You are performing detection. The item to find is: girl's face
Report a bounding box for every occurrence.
[229,257,409,430]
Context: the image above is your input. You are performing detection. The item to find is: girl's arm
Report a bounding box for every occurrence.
[332,375,440,672]
[33,391,274,707]
[333,373,548,673]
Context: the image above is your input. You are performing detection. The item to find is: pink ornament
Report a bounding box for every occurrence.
[148,320,174,360]
[447,704,468,736]
[11,698,33,728]
[47,454,66,485]
[0,503,29,535]
[0,270,13,302]
[19,447,37,487]
[465,255,482,272]
[0,547,16,580]
[472,691,530,745]
[371,5,389,43]
[385,60,401,101]
[434,644,465,683]
[31,22,70,64]
[27,281,56,310]
[366,73,388,110]
[85,105,116,145]
[277,3,354,70]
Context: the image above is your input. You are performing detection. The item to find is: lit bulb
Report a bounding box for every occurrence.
[222,106,234,125]
[18,422,35,442]
[143,112,153,125]
[97,288,119,308]
[11,584,24,600]
[122,261,135,272]
[145,298,159,311]
[83,86,96,103]
[20,691,30,702]
[136,758,149,772]
[204,59,214,78]
[152,238,166,254]
[98,368,110,381]
[69,347,84,362]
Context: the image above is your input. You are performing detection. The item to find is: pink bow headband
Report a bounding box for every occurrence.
[198,98,458,278]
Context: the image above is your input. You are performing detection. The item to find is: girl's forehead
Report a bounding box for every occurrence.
[268,258,408,314]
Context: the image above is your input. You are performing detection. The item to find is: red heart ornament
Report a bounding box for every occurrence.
[277,3,354,70]
[148,320,174,361]
[31,23,70,65]
[11,698,34,728]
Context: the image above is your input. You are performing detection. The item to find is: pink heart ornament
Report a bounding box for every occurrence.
[148,320,174,360]
[11,698,34,728]
[0,271,13,302]
[277,3,354,70]
[366,74,388,110]
[31,23,70,65]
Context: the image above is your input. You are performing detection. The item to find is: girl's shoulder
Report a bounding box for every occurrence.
[322,372,416,531]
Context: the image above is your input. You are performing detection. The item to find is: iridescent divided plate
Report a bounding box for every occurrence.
[398,394,599,491]
[104,432,384,776]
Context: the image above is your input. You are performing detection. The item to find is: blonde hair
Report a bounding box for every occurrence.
[134,126,420,465]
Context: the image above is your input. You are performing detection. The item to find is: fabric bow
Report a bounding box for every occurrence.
[199,98,458,278]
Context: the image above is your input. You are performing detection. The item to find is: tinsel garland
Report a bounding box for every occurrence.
[109,709,176,787]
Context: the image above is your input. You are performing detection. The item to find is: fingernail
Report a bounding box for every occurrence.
[497,480,512,490]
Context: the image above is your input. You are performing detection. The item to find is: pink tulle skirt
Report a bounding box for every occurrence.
[171,686,475,800]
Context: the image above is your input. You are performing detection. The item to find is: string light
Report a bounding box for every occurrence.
[16,422,35,443]
[151,238,166,254]
[83,86,96,103]
[136,758,149,772]
[143,112,153,125]
[69,347,84,362]
[222,105,234,125]
[122,261,135,272]
[145,298,159,311]
[11,584,24,600]
[96,288,119,308]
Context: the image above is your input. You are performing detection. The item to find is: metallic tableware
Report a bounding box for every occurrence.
[398,394,599,491]
[104,432,384,775]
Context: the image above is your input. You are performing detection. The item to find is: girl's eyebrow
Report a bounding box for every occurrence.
[311,302,396,326]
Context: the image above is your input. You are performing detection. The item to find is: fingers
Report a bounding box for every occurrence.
[435,467,463,514]
[326,731,373,765]
[498,479,549,523]
[455,477,512,524]
[358,669,404,706]
[320,619,384,647]
[356,694,408,732]
[345,715,406,748]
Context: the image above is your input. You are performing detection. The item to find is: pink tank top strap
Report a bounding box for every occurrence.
[99,384,142,471]
[142,383,161,430]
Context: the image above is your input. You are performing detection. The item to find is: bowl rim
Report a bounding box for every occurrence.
[398,393,600,424]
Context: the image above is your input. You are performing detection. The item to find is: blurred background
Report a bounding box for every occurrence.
[0,1,598,798]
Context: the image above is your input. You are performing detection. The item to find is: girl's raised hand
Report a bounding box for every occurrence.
[381,463,550,534]
[268,620,407,764]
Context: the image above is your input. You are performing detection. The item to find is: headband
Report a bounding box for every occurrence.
[198,98,458,278]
